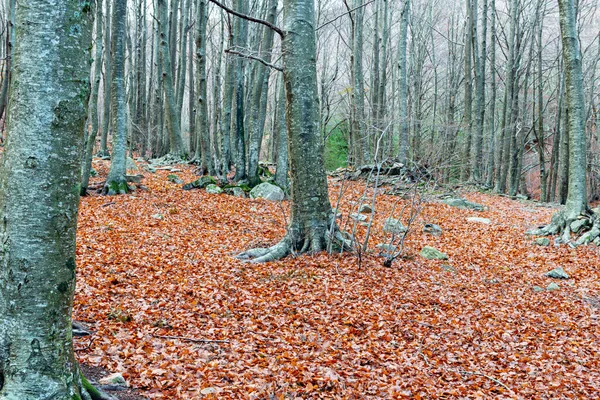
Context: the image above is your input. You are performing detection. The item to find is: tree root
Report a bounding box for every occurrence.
[102,177,130,195]
[237,224,353,263]
[527,210,600,247]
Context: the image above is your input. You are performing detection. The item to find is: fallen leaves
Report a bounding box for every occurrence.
[74,160,600,398]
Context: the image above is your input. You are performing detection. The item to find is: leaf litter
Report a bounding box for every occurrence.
[75,160,600,399]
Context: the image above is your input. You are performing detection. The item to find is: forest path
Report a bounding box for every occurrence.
[74,159,600,399]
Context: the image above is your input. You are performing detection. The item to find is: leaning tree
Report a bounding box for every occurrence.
[0,0,108,399]
[210,0,350,262]
[529,0,593,245]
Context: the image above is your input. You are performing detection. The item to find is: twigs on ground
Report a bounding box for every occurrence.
[152,334,230,344]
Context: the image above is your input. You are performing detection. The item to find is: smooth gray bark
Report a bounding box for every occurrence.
[559,0,588,218]
[81,0,104,195]
[239,0,349,263]
[104,0,130,195]
[247,0,277,186]
[99,0,112,157]
[0,0,93,398]
[158,0,186,157]
[396,0,409,164]
[232,0,248,181]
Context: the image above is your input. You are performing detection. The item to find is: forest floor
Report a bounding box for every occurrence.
[75,159,600,399]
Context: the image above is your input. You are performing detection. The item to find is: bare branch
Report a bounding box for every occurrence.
[225,48,283,72]
[316,0,377,31]
[208,0,284,37]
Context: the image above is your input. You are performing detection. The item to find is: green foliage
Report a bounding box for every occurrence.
[324,124,348,171]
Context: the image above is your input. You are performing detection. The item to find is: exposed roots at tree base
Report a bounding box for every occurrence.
[527,210,600,247]
[102,177,130,195]
[237,224,353,263]
[80,373,117,400]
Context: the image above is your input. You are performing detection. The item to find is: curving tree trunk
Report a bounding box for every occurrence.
[0,0,95,398]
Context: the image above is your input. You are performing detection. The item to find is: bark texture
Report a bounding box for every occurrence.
[238,0,349,263]
[0,0,93,398]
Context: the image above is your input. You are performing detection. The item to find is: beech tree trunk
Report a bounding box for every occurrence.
[239,0,349,263]
[104,0,130,195]
[559,0,588,218]
[0,0,93,398]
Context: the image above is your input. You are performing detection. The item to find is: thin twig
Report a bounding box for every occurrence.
[225,48,283,71]
[153,334,230,344]
[316,0,377,31]
[459,370,512,393]
[208,0,284,37]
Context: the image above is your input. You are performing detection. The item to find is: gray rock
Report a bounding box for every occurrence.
[99,372,127,387]
[544,267,570,279]
[570,219,589,234]
[546,282,560,291]
[420,246,448,260]
[223,187,247,198]
[383,218,407,234]
[183,176,216,190]
[534,237,551,246]
[424,223,442,236]
[376,243,396,252]
[249,182,285,201]
[533,286,545,292]
[151,213,164,220]
[125,174,144,183]
[466,217,491,224]
[594,236,600,246]
[126,157,139,171]
[442,198,485,211]
[205,184,223,194]
[441,265,456,273]
[167,174,183,184]
[358,204,373,214]
[350,213,368,222]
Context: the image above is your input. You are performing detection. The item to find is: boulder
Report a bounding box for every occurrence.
[126,157,139,171]
[423,223,442,236]
[466,217,491,224]
[546,282,560,291]
[544,267,569,279]
[534,237,551,246]
[206,184,223,194]
[167,174,183,184]
[570,218,589,234]
[442,198,485,211]
[533,286,545,292]
[376,243,396,252]
[249,182,285,201]
[350,213,368,222]
[358,204,373,214]
[383,218,407,234]
[99,372,127,387]
[420,246,448,260]
[183,176,216,190]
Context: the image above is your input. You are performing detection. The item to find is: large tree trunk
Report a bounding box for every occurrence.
[232,0,248,181]
[81,0,104,195]
[99,0,112,157]
[158,0,186,157]
[559,0,588,218]
[247,0,278,187]
[239,0,349,263]
[396,0,410,164]
[0,0,93,398]
[104,0,130,195]
[529,0,590,242]
[194,0,213,174]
